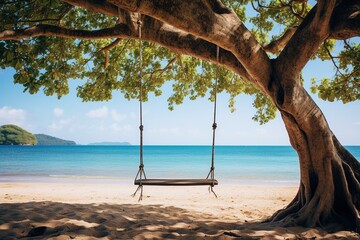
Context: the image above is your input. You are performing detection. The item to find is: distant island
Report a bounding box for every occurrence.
[0,124,37,145]
[0,124,76,145]
[0,124,131,146]
[35,134,76,146]
[88,142,131,146]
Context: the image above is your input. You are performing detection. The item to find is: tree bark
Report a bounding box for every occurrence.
[264,2,360,231]
[269,104,360,231]
[265,61,360,232]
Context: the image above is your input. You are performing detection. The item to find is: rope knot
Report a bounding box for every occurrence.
[137,19,142,27]
[212,123,217,130]
[139,125,144,131]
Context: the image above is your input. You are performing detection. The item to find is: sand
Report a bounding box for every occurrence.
[0,182,358,239]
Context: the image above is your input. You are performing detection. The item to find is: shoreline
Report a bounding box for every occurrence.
[0,175,300,187]
[1,182,297,205]
[1,182,359,239]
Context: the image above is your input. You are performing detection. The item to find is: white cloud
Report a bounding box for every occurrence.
[48,118,73,131]
[86,106,109,118]
[111,123,133,132]
[111,110,127,122]
[59,119,72,125]
[48,123,61,131]
[0,106,26,126]
[54,108,64,117]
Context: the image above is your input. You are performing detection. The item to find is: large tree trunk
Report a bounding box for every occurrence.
[266,63,360,232]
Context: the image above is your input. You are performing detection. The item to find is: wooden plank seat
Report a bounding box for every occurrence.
[134,178,218,186]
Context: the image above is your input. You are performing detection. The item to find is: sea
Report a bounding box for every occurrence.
[0,145,359,186]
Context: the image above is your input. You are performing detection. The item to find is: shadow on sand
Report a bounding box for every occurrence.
[0,202,358,239]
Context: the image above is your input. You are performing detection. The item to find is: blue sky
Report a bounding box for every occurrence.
[0,55,359,145]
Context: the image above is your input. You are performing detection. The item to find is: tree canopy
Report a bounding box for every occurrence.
[1,0,358,124]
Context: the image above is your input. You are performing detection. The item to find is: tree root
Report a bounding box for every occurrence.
[267,182,360,233]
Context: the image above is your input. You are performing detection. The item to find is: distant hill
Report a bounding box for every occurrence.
[88,142,131,146]
[0,124,37,145]
[35,134,76,145]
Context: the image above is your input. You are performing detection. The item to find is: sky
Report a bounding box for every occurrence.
[0,54,359,146]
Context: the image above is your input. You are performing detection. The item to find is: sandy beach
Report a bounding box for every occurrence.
[0,182,358,239]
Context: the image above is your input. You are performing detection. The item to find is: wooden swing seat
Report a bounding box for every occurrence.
[134,178,218,186]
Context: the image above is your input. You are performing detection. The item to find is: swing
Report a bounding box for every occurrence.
[132,18,219,200]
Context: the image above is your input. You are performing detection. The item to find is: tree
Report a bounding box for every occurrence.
[0,0,359,232]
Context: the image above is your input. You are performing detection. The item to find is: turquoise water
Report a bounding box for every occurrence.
[0,145,359,185]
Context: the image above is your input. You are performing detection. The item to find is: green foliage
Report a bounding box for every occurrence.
[75,39,174,102]
[0,0,115,99]
[0,124,37,145]
[246,0,309,46]
[35,134,76,145]
[0,0,68,31]
[310,41,360,103]
[252,93,277,125]
[223,0,248,21]
[0,0,358,125]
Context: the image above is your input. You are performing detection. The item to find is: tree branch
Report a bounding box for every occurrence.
[263,27,297,54]
[62,0,118,16]
[16,18,62,23]
[101,38,122,52]
[0,24,131,40]
[314,0,337,30]
[141,16,252,82]
[252,0,305,20]
[0,13,252,84]
[276,1,336,77]
[145,56,177,83]
[329,1,360,40]
[105,0,271,91]
[289,1,306,20]
[1,0,257,86]
[276,0,360,80]
[62,0,254,83]
[102,38,122,70]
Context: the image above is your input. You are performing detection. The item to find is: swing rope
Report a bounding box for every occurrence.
[138,17,144,174]
[132,15,219,201]
[206,45,219,197]
[132,17,146,200]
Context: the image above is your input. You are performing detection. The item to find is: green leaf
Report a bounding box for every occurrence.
[320,92,327,100]
[328,93,335,102]
[6,51,14,62]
